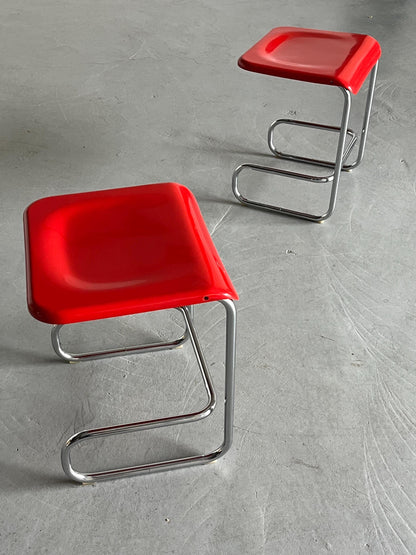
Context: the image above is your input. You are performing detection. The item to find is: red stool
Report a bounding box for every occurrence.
[232,27,381,222]
[24,182,238,483]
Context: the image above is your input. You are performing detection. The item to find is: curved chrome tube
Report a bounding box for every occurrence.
[232,86,352,222]
[60,300,236,483]
[232,161,334,222]
[267,119,357,170]
[232,61,378,221]
[51,308,192,363]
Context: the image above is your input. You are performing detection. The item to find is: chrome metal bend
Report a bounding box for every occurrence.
[52,307,193,363]
[232,86,352,222]
[268,61,378,173]
[268,118,357,170]
[61,299,236,483]
[232,162,333,222]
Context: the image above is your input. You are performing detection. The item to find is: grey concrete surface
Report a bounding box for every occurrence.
[1,0,415,553]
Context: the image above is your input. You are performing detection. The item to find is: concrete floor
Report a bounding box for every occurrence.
[1,0,415,553]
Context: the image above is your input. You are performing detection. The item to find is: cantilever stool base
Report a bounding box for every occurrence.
[24,183,238,483]
[232,27,381,222]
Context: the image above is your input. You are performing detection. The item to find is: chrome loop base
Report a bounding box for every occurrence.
[52,308,192,363]
[232,61,378,222]
[60,300,236,483]
[268,119,357,170]
[233,162,330,222]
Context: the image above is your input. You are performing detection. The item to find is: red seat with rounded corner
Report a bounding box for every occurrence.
[25,182,237,324]
[232,26,381,221]
[238,27,381,94]
[24,182,238,484]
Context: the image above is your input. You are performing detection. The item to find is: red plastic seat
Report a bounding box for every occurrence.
[24,182,237,324]
[238,27,381,94]
[232,27,381,222]
[24,182,238,483]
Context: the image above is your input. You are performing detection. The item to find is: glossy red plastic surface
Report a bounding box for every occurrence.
[238,27,381,94]
[24,183,238,324]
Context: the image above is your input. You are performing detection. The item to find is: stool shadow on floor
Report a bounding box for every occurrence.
[1,343,59,367]
[193,133,276,159]
[1,434,202,491]
[0,461,70,492]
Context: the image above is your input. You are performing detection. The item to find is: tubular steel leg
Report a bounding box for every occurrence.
[343,61,378,171]
[325,87,352,220]
[232,86,352,222]
[60,300,236,483]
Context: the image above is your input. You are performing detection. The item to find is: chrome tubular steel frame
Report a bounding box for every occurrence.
[232,61,378,222]
[59,300,236,484]
[51,305,195,363]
